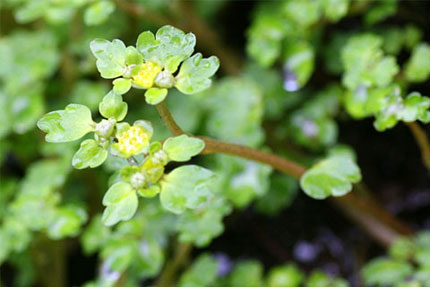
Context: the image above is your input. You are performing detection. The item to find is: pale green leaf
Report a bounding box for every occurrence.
[90,38,126,79]
[112,78,132,95]
[125,46,143,66]
[136,25,196,73]
[99,90,128,121]
[102,182,138,226]
[37,104,94,143]
[162,135,205,162]
[137,184,160,198]
[300,155,361,199]
[72,139,108,169]
[175,53,220,95]
[145,87,168,105]
[362,258,413,285]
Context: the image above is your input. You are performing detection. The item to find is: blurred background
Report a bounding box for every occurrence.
[1,0,429,286]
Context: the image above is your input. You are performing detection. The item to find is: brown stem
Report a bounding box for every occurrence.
[156,102,185,136]
[199,136,306,179]
[156,101,414,247]
[406,122,430,171]
[156,242,193,287]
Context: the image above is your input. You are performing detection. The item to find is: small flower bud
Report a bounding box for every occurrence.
[95,118,116,138]
[154,70,175,88]
[130,171,148,189]
[152,149,169,165]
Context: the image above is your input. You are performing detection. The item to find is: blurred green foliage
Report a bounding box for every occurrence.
[1,0,429,286]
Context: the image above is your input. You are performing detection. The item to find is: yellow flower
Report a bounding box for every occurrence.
[117,125,150,156]
[132,62,162,89]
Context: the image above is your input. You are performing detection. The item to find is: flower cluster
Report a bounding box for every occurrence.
[90,25,219,105]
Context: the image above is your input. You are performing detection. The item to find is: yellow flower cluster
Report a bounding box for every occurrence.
[117,125,150,156]
[132,62,162,89]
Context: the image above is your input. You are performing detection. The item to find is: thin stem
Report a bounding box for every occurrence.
[156,102,185,136]
[406,122,430,171]
[199,136,306,179]
[156,101,414,247]
[156,242,193,287]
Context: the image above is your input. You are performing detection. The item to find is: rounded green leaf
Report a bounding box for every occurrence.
[162,135,205,162]
[362,258,413,285]
[72,139,108,169]
[300,155,361,199]
[37,104,94,143]
[99,90,128,121]
[136,25,196,73]
[136,31,158,60]
[102,182,138,226]
[125,46,143,66]
[113,78,132,95]
[145,88,168,105]
[90,38,126,79]
[137,184,161,198]
[229,261,264,287]
[160,165,215,214]
[175,53,220,94]
[267,264,304,287]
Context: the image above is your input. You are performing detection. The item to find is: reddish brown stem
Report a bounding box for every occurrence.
[156,102,414,247]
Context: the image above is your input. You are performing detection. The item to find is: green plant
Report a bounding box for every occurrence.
[1,1,430,287]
